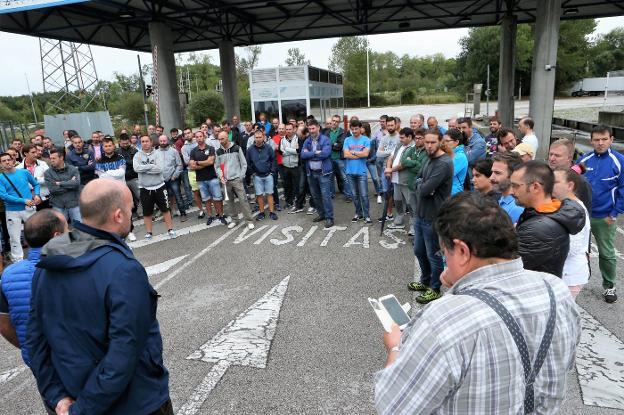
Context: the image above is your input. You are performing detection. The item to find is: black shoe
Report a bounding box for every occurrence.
[324,219,334,228]
[198,211,206,219]
[604,288,617,303]
[275,204,282,211]
[312,215,325,223]
[351,215,361,223]
[256,212,266,221]
[345,198,353,203]
[269,212,278,220]
[206,216,214,226]
[219,216,228,225]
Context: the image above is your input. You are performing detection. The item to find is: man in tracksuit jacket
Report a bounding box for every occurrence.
[0,210,67,367]
[578,125,624,303]
[216,131,255,230]
[0,153,40,262]
[95,137,126,182]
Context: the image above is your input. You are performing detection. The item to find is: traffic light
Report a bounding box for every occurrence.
[145,84,153,97]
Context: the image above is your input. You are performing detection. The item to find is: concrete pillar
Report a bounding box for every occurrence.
[149,22,182,131]
[497,14,517,128]
[219,40,240,121]
[529,0,561,159]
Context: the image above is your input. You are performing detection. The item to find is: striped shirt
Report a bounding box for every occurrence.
[375,259,581,414]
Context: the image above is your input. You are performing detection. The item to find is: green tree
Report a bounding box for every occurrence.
[108,92,155,124]
[285,47,310,66]
[590,28,624,76]
[0,102,16,121]
[328,36,368,102]
[187,91,224,125]
[555,19,597,90]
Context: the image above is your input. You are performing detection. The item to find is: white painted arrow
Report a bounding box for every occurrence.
[575,305,624,410]
[145,255,188,277]
[178,276,291,415]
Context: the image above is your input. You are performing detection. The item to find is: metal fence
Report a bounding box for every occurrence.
[0,121,31,151]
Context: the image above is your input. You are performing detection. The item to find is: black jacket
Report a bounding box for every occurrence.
[119,145,138,181]
[516,198,586,278]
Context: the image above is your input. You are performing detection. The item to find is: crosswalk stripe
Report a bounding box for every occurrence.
[145,255,189,277]
[0,365,27,386]
[128,221,224,249]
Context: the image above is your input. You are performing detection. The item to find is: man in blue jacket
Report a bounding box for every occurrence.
[66,135,96,187]
[0,209,68,367]
[26,179,171,415]
[578,125,624,303]
[246,129,278,221]
[0,152,41,262]
[301,119,334,228]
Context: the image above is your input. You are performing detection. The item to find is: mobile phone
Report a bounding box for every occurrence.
[368,295,411,332]
[380,295,411,327]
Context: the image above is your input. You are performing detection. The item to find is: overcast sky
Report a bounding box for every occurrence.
[0,16,621,97]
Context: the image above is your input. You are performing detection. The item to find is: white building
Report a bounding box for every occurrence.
[249,65,344,124]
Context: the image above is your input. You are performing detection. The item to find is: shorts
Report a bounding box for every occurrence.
[140,185,170,216]
[198,178,223,202]
[188,170,199,192]
[253,174,274,196]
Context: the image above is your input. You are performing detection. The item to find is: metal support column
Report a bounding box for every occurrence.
[219,40,240,121]
[529,0,561,159]
[149,22,182,131]
[497,13,517,128]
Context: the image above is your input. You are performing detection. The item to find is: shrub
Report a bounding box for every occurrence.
[187,91,224,125]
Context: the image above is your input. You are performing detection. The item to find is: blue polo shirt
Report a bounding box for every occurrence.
[499,194,524,224]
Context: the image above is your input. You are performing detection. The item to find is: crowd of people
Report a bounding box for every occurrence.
[0,107,621,414]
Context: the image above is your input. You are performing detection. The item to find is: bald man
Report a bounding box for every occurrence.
[27,179,172,415]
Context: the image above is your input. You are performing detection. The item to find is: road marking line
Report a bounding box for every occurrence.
[178,360,231,415]
[133,207,200,227]
[0,365,27,386]
[253,225,278,245]
[152,222,244,291]
[576,305,624,410]
[129,222,221,249]
[297,225,318,247]
[145,255,188,277]
[617,226,624,236]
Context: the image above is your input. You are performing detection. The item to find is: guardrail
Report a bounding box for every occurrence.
[552,117,624,141]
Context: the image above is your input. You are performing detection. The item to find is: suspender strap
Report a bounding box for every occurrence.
[458,280,556,413]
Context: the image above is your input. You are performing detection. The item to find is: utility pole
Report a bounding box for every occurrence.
[366,36,370,108]
[137,55,150,128]
[603,71,610,109]
[24,73,38,125]
[485,64,490,117]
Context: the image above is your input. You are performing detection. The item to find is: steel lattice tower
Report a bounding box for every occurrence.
[39,38,104,113]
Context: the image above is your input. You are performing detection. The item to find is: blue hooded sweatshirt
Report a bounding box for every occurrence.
[26,222,169,415]
[578,148,624,219]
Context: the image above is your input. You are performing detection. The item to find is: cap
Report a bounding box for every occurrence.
[513,143,535,158]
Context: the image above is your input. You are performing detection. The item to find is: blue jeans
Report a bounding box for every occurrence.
[54,206,82,224]
[308,171,334,220]
[165,177,186,215]
[198,178,223,201]
[413,218,443,291]
[376,158,390,193]
[347,174,370,218]
[367,162,382,194]
[253,174,274,196]
[331,159,353,199]
[181,169,194,209]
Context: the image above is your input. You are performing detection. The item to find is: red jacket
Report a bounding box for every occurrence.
[272,134,284,165]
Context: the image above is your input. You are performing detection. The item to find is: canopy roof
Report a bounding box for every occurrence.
[0,0,621,52]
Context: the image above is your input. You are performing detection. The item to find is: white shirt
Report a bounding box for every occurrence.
[522,133,539,158]
[562,200,591,286]
[391,146,406,184]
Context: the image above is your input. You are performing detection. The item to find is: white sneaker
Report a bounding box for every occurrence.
[306,207,317,215]
[247,223,255,230]
[127,232,137,242]
[144,232,152,240]
[168,229,177,239]
[377,195,382,204]
[227,222,237,229]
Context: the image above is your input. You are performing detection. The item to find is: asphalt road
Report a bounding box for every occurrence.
[0,190,623,414]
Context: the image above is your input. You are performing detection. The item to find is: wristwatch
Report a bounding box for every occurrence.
[389,346,400,353]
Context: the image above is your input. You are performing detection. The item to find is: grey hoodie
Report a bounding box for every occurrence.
[216,143,247,181]
[158,146,183,181]
[133,148,165,188]
[181,140,198,165]
[280,135,299,168]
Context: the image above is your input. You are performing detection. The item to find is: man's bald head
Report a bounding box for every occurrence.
[80,180,133,236]
[24,209,68,248]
